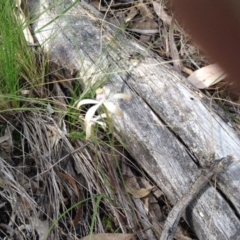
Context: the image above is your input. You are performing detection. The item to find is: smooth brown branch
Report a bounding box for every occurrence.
[160,155,236,240]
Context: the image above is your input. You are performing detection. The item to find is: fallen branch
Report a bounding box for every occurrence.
[29,1,240,239]
[160,155,236,240]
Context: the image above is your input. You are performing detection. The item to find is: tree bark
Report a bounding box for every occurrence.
[29,0,240,239]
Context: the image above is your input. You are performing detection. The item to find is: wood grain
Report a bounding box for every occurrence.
[29,1,240,239]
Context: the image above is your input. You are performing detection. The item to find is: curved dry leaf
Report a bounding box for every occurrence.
[187,63,227,89]
[152,1,172,25]
[59,172,79,197]
[0,126,13,154]
[47,103,54,114]
[130,19,159,35]
[126,184,152,198]
[90,0,104,11]
[143,197,150,214]
[29,216,49,240]
[131,188,151,198]
[46,124,62,147]
[0,134,10,144]
[125,7,138,23]
[137,3,154,19]
[0,202,6,209]
[0,177,6,188]
[80,233,135,240]
[152,1,184,34]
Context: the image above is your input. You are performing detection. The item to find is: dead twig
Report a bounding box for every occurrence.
[160,155,236,240]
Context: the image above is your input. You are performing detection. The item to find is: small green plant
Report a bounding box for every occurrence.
[0,1,40,108]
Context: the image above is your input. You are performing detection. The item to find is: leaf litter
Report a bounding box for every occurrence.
[80,233,135,240]
[1,0,238,239]
[92,0,236,97]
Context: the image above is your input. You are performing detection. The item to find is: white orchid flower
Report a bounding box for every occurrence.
[75,88,131,140]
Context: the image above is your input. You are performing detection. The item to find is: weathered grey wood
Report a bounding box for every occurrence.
[160,156,236,240]
[29,0,240,239]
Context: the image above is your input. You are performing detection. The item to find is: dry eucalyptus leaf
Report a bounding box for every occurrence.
[80,233,135,240]
[131,188,151,198]
[0,177,6,188]
[29,216,49,240]
[153,189,164,198]
[47,103,54,114]
[140,34,151,43]
[153,1,184,34]
[152,1,172,25]
[143,197,150,213]
[182,67,193,75]
[187,63,227,89]
[130,18,159,35]
[21,89,30,96]
[0,135,10,144]
[0,126,13,154]
[125,7,138,23]
[59,172,79,198]
[0,202,6,209]
[126,183,152,198]
[137,3,154,19]
[90,0,106,11]
[46,124,63,147]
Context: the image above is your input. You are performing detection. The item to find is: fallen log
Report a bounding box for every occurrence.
[29,0,240,239]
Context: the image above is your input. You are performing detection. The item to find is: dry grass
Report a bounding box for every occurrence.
[0,0,239,240]
[0,105,167,239]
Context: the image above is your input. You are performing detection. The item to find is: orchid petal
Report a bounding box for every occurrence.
[93,120,107,129]
[104,102,123,116]
[75,99,99,109]
[85,102,102,126]
[111,93,131,100]
[91,114,108,129]
[93,113,108,121]
[85,122,93,140]
[96,94,106,101]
